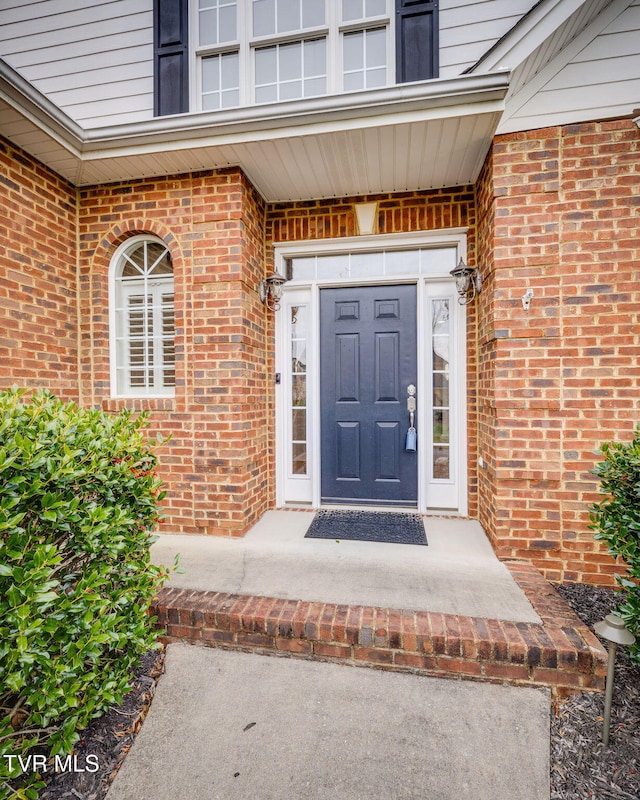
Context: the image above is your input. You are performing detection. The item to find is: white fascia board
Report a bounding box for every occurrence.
[470,0,591,73]
[79,98,506,163]
[0,57,508,185]
[0,59,83,157]
[499,0,636,131]
[80,72,510,155]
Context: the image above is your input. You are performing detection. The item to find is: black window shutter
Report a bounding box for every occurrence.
[154,0,189,116]
[396,0,439,83]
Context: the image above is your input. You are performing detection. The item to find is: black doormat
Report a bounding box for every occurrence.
[304,510,427,546]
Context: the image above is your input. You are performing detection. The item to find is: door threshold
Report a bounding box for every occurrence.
[319,504,420,514]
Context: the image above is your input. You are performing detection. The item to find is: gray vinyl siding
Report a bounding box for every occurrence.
[438,0,533,78]
[4,0,636,134]
[507,0,611,95]
[0,0,153,127]
[0,0,536,127]
[500,0,640,132]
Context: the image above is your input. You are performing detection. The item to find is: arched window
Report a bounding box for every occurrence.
[110,236,175,397]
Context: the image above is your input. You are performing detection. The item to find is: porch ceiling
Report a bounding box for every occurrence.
[0,60,508,200]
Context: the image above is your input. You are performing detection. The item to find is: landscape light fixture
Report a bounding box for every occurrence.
[259,270,288,311]
[594,613,635,747]
[449,257,481,305]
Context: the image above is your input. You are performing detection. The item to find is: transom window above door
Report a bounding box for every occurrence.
[192,0,438,111]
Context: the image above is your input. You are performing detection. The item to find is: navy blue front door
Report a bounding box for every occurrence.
[320,285,418,506]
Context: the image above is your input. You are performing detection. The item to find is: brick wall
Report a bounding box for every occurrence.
[78,168,269,535]
[266,188,475,251]
[4,120,638,580]
[0,136,78,398]
[476,119,640,584]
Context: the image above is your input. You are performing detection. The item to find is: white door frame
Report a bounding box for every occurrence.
[274,230,468,516]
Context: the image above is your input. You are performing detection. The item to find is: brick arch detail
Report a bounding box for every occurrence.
[90,218,185,274]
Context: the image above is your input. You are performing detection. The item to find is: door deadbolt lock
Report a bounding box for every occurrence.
[407,384,416,413]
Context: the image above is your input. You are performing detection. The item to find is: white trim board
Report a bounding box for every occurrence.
[498,0,636,132]
[274,230,469,516]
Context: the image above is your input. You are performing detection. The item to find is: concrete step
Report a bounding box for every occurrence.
[151,562,607,696]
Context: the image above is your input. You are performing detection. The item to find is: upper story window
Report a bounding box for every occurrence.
[110,237,176,398]
[155,0,438,115]
[194,0,394,110]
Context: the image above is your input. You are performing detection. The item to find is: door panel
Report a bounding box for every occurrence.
[337,422,360,479]
[320,284,417,506]
[375,422,400,480]
[375,333,399,401]
[336,334,359,401]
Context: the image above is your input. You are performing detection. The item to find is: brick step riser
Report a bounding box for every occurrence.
[151,562,607,696]
[155,615,604,694]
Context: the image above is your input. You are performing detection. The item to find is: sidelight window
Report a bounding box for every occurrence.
[290,304,309,476]
[431,299,450,480]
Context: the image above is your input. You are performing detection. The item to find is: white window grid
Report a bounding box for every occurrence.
[289,303,308,477]
[112,239,176,398]
[191,0,394,110]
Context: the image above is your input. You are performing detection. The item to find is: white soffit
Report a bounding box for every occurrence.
[0,60,508,200]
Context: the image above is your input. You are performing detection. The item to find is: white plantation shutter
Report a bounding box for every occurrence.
[113,239,175,396]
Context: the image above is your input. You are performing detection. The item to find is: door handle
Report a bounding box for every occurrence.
[406,385,417,452]
[407,384,416,428]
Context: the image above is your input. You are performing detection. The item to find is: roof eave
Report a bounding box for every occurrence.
[468,0,590,73]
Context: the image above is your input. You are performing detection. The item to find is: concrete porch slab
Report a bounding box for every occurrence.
[150,511,607,695]
[152,511,541,623]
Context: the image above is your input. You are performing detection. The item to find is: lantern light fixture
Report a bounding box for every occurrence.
[449,257,481,305]
[259,270,288,311]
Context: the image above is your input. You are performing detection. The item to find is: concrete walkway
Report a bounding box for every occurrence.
[105,512,557,799]
[106,645,550,800]
[151,511,540,623]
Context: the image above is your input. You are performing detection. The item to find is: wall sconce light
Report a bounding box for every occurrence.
[594,613,635,746]
[259,270,288,311]
[449,258,481,305]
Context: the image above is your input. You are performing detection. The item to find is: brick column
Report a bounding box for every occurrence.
[476,120,640,584]
[79,168,269,536]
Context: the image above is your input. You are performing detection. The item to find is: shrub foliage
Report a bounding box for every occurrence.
[0,388,169,799]
[591,429,640,663]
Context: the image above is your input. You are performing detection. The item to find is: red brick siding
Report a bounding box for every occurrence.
[4,117,638,584]
[475,119,640,584]
[0,136,78,398]
[266,188,474,254]
[78,169,269,535]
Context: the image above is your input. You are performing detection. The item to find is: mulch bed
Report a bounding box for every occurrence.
[34,585,639,800]
[38,648,165,800]
[551,583,640,800]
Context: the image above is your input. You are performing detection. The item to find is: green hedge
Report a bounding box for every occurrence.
[591,428,640,663]
[0,388,170,799]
